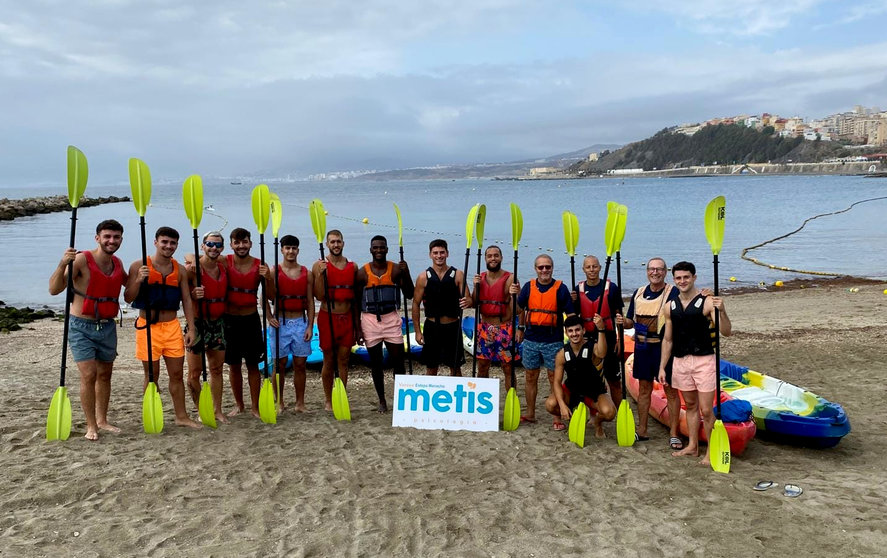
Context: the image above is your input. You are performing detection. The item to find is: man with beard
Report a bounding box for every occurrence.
[184,231,229,424]
[49,219,128,440]
[355,235,414,412]
[268,234,314,413]
[223,227,273,418]
[470,246,517,384]
[412,239,471,376]
[124,226,201,429]
[312,229,359,412]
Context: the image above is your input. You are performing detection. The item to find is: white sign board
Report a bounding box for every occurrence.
[392,375,500,432]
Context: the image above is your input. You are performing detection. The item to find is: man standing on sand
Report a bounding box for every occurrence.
[572,255,624,406]
[124,226,201,429]
[546,315,616,439]
[184,231,229,425]
[471,245,517,384]
[222,227,273,418]
[356,235,414,412]
[312,229,359,412]
[412,239,471,376]
[660,261,732,465]
[618,257,681,447]
[49,219,128,440]
[515,254,574,429]
[268,234,314,414]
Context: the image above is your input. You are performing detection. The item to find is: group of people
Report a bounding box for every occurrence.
[51,219,732,463]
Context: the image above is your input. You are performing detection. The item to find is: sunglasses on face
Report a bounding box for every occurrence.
[204,241,223,248]
[536,265,552,270]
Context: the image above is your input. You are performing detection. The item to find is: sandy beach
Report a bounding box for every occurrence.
[2,280,886,557]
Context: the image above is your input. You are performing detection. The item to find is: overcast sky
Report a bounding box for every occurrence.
[2,0,886,186]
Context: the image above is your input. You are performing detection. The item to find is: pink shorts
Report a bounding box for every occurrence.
[360,311,403,347]
[671,354,717,392]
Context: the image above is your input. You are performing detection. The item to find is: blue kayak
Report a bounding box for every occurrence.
[352,317,421,365]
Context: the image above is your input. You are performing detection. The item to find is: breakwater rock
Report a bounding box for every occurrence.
[0,303,57,332]
[0,195,130,221]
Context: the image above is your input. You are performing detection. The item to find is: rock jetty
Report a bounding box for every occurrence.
[0,195,130,221]
[0,303,56,332]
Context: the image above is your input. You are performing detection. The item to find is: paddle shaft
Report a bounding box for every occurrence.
[191,229,209,383]
[274,238,280,375]
[510,248,518,387]
[138,216,155,384]
[57,207,79,388]
[400,245,413,374]
[616,251,627,394]
[471,247,482,377]
[713,253,722,419]
[318,243,341,380]
[259,233,270,379]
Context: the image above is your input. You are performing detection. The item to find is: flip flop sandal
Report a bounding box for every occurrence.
[635,433,650,442]
[553,420,566,431]
[783,484,803,498]
[753,480,778,491]
[669,437,684,450]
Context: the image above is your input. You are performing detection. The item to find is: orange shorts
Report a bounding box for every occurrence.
[136,317,186,361]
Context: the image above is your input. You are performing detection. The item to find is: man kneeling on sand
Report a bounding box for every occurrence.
[546,314,616,438]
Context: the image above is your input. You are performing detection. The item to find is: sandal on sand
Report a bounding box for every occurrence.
[753,480,778,491]
[783,484,803,498]
[669,437,684,450]
[635,433,650,442]
[553,420,566,431]
[520,415,537,424]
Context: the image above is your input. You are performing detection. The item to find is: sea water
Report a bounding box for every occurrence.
[2,174,886,308]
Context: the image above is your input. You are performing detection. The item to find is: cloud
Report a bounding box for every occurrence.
[629,0,828,36]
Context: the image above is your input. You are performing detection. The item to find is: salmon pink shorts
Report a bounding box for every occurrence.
[671,354,717,392]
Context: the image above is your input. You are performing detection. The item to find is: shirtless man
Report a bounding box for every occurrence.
[124,226,200,429]
[470,246,517,384]
[355,235,414,412]
[268,234,315,413]
[660,261,732,465]
[312,230,359,411]
[546,314,616,439]
[49,219,128,440]
[184,231,229,424]
[412,239,471,376]
[223,227,273,418]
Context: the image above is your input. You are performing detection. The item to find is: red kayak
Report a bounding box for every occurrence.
[625,353,756,455]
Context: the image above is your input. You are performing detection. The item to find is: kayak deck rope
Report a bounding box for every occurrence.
[741,196,887,276]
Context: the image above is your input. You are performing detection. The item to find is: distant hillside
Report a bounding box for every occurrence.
[569,125,852,174]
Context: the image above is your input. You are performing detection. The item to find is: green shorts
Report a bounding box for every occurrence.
[186,317,226,353]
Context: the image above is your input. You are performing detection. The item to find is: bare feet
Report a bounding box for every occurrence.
[277,404,287,414]
[97,421,121,433]
[293,403,307,413]
[672,445,699,458]
[378,401,389,413]
[215,413,230,424]
[699,456,711,467]
[227,406,244,417]
[84,428,99,441]
[324,402,333,412]
[250,409,261,419]
[594,427,606,439]
[174,416,203,429]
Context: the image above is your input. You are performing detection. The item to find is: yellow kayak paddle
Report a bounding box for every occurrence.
[705,195,730,473]
[251,184,276,424]
[568,402,587,448]
[610,202,636,447]
[503,203,523,431]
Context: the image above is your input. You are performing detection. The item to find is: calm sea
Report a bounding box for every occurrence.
[3,174,886,308]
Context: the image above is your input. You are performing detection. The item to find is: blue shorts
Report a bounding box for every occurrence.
[632,343,673,384]
[520,339,561,370]
[272,317,312,359]
[68,316,118,363]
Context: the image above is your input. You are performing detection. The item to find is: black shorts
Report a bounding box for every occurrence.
[421,319,465,370]
[563,380,606,409]
[587,330,622,383]
[186,317,226,354]
[223,313,265,366]
[632,342,673,384]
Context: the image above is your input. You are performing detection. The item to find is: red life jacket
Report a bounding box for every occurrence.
[578,279,613,332]
[527,280,561,327]
[226,254,260,307]
[278,265,308,312]
[200,262,227,320]
[478,271,510,317]
[325,259,356,302]
[77,251,124,319]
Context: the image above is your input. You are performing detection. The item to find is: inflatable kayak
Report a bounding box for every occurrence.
[719,359,850,448]
[352,317,421,365]
[625,354,757,455]
[259,322,323,373]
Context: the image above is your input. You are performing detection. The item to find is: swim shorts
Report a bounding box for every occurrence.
[272,316,312,359]
[360,311,403,347]
[671,353,717,392]
[561,382,606,410]
[69,316,118,362]
[223,312,265,366]
[475,321,517,363]
[136,317,185,361]
[631,343,673,384]
[520,338,561,370]
[185,317,226,354]
[317,310,355,352]
[421,319,465,369]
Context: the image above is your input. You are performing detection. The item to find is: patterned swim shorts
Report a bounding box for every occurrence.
[475,321,518,363]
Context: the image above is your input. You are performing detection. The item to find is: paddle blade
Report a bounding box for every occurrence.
[332,377,351,421]
[709,419,731,473]
[568,403,587,448]
[705,196,726,255]
[562,211,579,255]
[46,386,72,441]
[251,184,271,234]
[464,204,480,249]
[198,382,217,428]
[503,387,520,431]
[142,382,164,434]
[182,174,204,230]
[393,203,404,246]
[128,158,152,216]
[604,202,621,257]
[259,378,277,424]
[616,399,636,447]
[510,203,523,249]
[270,193,283,238]
[475,204,487,248]
[615,204,628,252]
[66,146,88,208]
[309,199,327,244]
